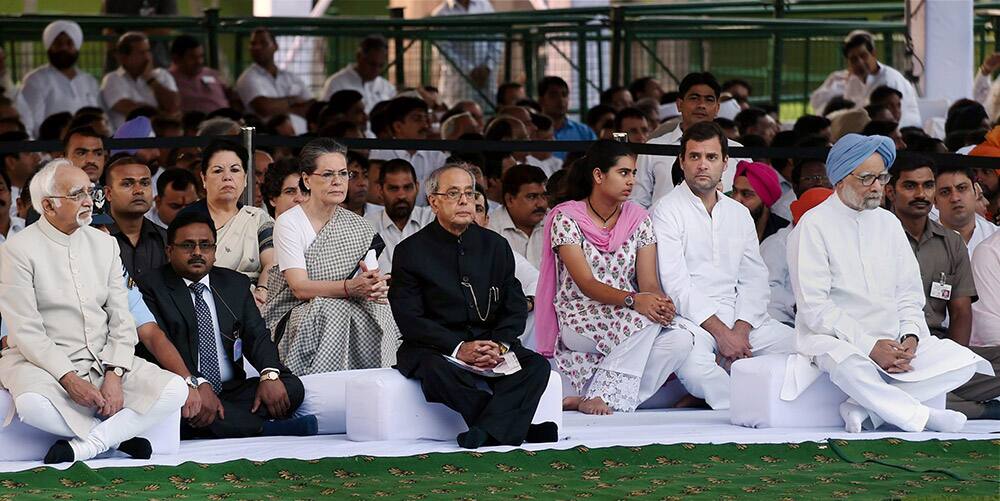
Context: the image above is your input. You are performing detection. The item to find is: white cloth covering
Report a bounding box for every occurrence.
[782,193,991,406]
[273,204,317,272]
[17,65,101,137]
[14,376,186,461]
[320,64,395,112]
[100,67,178,130]
[631,127,745,209]
[365,205,434,273]
[235,63,312,134]
[971,231,1000,347]
[487,205,544,268]
[651,181,794,409]
[525,155,563,177]
[760,226,795,326]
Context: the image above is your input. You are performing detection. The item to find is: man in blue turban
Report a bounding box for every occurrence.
[779,133,992,433]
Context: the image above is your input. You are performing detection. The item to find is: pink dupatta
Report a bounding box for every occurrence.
[533,199,649,357]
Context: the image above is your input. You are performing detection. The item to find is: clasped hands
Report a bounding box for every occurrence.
[347,261,390,303]
[457,340,503,369]
[633,292,676,326]
[870,337,918,374]
[60,371,123,418]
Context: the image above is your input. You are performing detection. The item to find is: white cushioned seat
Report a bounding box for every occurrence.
[294,369,386,435]
[0,389,180,461]
[345,368,563,442]
[730,354,945,429]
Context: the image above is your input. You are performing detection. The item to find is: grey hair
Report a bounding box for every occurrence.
[197,117,241,137]
[30,158,73,213]
[425,163,476,197]
[440,112,474,140]
[299,137,347,176]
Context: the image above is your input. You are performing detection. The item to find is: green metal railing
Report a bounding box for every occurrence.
[0,1,995,120]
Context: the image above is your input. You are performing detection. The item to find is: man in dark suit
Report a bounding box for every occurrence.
[138,210,315,439]
[390,165,556,449]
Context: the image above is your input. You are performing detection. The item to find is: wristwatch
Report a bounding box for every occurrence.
[105,365,125,377]
[624,292,637,309]
[899,334,919,345]
[261,370,280,382]
[185,376,199,389]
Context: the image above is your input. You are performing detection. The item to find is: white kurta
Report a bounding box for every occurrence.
[321,64,395,112]
[100,67,178,130]
[631,127,744,209]
[652,182,794,409]
[782,193,990,403]
[971,231,1000,347]
[0,217,177,438]
[760,226,795,326]
[810,65,921,128]
[235,63,312,134]
[16,65,101,137]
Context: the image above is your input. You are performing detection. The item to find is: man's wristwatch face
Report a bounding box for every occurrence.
[112,366,125,377]
[186,376,199,389]
[261,371,279,381]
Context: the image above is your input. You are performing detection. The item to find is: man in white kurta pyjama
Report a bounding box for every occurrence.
[783,134,991,433]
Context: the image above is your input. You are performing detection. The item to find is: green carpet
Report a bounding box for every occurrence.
[1,439,997,500]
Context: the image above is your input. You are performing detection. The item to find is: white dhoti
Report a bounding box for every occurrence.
[14,376,187,460]
[672,318,795,410]
[562,323,693,411]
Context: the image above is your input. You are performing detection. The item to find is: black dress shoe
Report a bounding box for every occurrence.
[117,437,152,459]
[525,422,558,443]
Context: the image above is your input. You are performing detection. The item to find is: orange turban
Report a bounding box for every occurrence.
[791,187,834,226]
[970,126,1000,160]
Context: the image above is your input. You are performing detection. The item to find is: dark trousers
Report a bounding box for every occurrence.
[399,345,551,446]
[947,345,1000,419]
[181,373,305,439]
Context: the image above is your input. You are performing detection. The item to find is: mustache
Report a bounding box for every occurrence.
[187,258,206,265]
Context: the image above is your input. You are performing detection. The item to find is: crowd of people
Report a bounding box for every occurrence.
[0,18,999,462]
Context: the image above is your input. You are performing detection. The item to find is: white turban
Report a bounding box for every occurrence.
[43,20,83,51]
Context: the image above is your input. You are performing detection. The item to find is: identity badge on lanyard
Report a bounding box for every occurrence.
[930,272,952,301]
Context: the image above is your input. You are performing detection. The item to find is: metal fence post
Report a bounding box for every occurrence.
[504,29,513,83]
[610,5,624,88]
[578,21,588,119]
[203,8,220,70]
[390,7,406,88]
[770,0,786,113]
[241,127,255,207]
[523,30,535,98]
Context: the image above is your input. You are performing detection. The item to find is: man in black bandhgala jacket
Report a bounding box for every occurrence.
[389,165,557,449]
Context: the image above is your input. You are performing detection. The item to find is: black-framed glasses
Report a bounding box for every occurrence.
[47,188,95,203]
[174,242,217,252]
[851,172,890,187]
[432,190,476,202]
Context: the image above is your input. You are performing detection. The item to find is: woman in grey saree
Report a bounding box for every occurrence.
[264,139,399,375]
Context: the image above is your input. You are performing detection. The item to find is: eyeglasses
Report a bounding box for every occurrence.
[173,242,217,252]
[48,188,95,203]
[851,172,890,187]
[432,190,476,202]
[313,170,356,182]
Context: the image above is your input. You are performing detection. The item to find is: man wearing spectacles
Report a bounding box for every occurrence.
[389,164,556,449]
[0,159,187,463]
[137,210,314,439]
[784,133,990,434]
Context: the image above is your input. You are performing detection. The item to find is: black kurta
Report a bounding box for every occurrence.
[389,220,550,446]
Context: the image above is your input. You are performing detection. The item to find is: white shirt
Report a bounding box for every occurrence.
[487,205,544,268]
[0,217,25,245]
[760,225,794,326]
[321,64,395,112]
[368,149,448,206]
[811,64,920,127]
[513,250,538,296]
[273,204,317,272]
[182,274,235,383]
[100,67,178,130]
[365,205,434,273]
[17,65,101,137]
[971,231,1000,347]
[651,181,770,328]
[9,186,20,221]
[787,194,926,363]
[631,126,744,209]
[236,63,312,134]
[147,206,167,229]
[967,216,999,260]
[526,155,563,177]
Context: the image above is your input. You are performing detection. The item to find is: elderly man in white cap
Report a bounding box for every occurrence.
[16,21,101,138]
[782,133,992,433]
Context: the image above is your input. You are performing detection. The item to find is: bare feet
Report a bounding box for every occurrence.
[562,396,582,411]
[578,397,613,415]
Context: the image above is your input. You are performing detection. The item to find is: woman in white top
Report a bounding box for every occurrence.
[266,138,399,375]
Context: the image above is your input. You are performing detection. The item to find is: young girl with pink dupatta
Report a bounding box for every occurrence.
[534,140,693,415]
